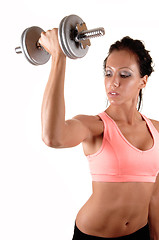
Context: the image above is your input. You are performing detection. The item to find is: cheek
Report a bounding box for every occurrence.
[104,78,111,88]
[127,79,139,89]
[123,80,133,88]
[122,77,138,88]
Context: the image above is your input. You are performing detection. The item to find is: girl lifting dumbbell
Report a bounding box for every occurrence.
[39,26,159,240]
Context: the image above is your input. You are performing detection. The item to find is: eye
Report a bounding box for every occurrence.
[105,70,112,77]
[120,74,129,78]
[120,71,131,78]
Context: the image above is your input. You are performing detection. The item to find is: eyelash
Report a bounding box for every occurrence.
[105,73,131,78]
[120,74,130,78]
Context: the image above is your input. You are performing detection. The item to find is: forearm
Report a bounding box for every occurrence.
[41,54,66,145]
[148,206,159,240]
[149,224,159,240]
[149,232,159,240]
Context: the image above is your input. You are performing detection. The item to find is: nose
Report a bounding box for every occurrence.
[110,75,120,89]
[113,82,119,87]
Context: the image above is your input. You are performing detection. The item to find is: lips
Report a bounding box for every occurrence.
[108,91,119,95]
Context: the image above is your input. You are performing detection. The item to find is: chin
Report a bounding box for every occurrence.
[109,100,121,105]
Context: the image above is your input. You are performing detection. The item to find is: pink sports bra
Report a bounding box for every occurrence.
[86,111,159,182]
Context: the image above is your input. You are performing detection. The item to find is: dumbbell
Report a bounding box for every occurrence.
[15,14,105,65]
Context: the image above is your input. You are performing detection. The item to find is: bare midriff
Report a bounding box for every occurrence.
[75,181,154,238]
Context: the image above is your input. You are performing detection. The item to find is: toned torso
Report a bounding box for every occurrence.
[75,111,159,237]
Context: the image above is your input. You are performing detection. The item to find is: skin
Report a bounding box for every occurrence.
[75,50,156,237]
[104,49,148,125]
[40,30,158,237]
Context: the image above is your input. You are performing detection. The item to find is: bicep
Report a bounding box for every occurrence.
[59,115,91,148]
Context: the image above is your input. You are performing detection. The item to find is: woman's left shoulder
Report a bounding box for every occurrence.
[149,118,159,133]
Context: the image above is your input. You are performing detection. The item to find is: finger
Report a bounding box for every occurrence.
[40,31,46,38]
[39,31,46,45]
[38,36,42,45]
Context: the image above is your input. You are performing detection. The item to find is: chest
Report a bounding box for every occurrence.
[82,120,155,157]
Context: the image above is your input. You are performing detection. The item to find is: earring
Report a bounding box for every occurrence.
[105,98,109,107]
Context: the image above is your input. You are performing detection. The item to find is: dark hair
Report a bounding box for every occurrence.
[103,36,154,111]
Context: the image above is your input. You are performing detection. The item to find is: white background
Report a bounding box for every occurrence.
[1,0,159,239]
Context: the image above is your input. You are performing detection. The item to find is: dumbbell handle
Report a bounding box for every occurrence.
[15,27,105,54]
[36,27,105,50]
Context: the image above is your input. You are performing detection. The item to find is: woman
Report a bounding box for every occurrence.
[39,29,159,239]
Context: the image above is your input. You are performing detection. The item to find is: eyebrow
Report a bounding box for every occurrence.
[106,66,134,72]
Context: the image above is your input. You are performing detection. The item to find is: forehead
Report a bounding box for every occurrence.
[106,50,138,70]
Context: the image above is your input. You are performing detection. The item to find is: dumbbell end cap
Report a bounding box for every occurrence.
[15,46,22,54]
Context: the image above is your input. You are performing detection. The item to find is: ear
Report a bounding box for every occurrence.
[139,75,148,89]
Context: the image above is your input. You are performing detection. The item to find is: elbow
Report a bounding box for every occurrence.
[42,136,62,148]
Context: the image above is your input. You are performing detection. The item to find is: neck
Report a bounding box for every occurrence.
[105,106,142,126]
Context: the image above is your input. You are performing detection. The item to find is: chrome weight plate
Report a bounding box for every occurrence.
[58,15,89,59]
[21,27,50,65]
[58,17,73,59]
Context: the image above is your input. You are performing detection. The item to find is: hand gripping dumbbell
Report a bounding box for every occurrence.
[15,14,105,65]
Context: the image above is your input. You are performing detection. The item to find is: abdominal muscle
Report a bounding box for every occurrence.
[75,181,154,238]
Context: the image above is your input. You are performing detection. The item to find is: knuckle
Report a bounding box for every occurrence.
[52,28,58,33]
[40,31,45,37]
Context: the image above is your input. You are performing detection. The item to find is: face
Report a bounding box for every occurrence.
[104,50,148,106]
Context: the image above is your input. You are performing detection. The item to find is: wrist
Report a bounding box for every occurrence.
[51,52,66,62]
[50,53,66,70]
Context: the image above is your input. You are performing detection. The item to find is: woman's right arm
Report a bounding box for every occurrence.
[40,28,91,148]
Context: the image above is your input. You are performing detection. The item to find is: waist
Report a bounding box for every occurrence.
[76,196,149,238]
[75,182,153,237]
[74,221,150,239]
